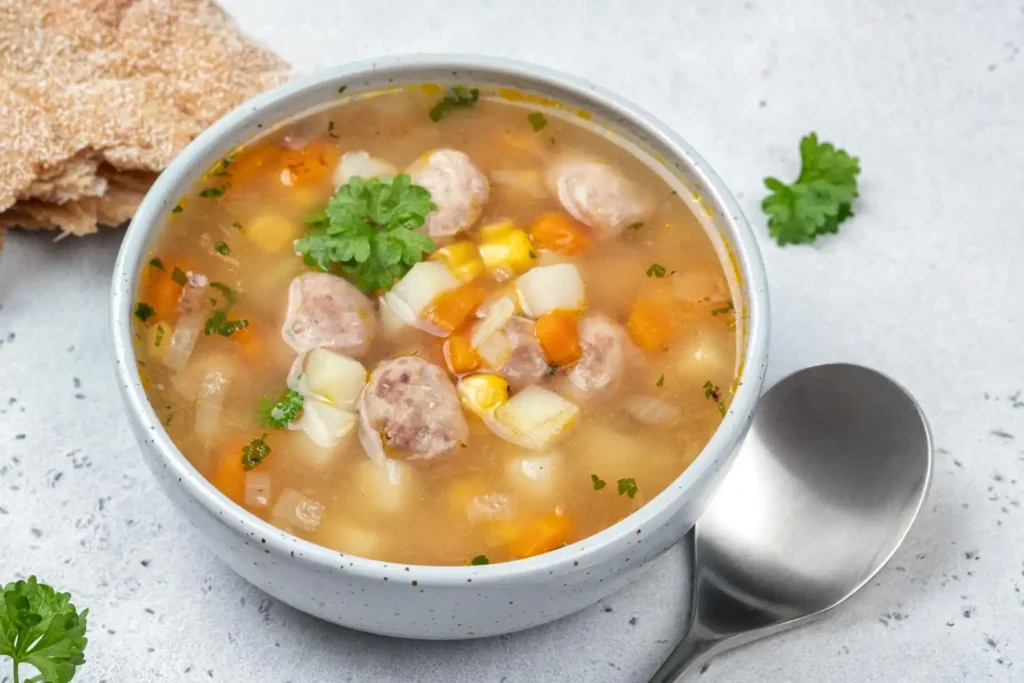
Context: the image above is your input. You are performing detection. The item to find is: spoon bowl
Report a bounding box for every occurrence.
[651,363,932,681]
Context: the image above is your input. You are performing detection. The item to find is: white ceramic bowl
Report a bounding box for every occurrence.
[111,55,770,640]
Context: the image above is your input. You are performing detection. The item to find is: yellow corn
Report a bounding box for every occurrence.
[479,219,517,241]
[429,241,486,282]
[457,374,511,419]
[479,228,534,273]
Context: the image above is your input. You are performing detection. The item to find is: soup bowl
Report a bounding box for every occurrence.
[111,54,769,639]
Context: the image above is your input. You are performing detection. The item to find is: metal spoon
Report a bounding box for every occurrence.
[649,363,932,681]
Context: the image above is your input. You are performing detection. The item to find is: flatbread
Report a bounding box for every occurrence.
[0,0,291,247]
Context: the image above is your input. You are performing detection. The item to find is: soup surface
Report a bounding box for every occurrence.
[134,85,741,566]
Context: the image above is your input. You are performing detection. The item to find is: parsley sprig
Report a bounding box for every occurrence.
[429,86,480,122]
[0,576,89,683]
[762,133,860,245]
[297,174,437,292]
[258,389,304,429]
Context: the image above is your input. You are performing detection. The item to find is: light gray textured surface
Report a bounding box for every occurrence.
[1,0,1022,681]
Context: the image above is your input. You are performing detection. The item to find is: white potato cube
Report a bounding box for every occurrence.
[516,264,586,318]
[271,488,324,533]
[494,385,580,450]
[505,452,561,502]
[304,348,367,410]
[353,459,415,515]
[292,397,357,450]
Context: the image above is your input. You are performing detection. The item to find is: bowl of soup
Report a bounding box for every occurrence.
[111,55,768,639]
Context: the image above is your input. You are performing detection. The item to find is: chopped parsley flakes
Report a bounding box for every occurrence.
[204,309,248,337]
[198,185,228,198]
[148,257,165,271]
[469,555,490,565]
[591,474,606,491]
[134,303,156,322]
[627,221,645,231]
[646,263,667,278]
[214,241,231,255]
[711,300,734,316]
[617,478,638,499]
[528,112,548,131]
[170,266,188,286]
[258,389,305,429]
[241,434,271,471]
[429,86,480,122]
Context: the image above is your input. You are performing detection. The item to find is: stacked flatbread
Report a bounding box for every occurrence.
[0,0,291,248]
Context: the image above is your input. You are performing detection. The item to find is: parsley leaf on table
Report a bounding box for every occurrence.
[429,86,480,122]
[0,576,89,683]
[258,389,305,429]
[296,174,437,292]
[762,133,861,245]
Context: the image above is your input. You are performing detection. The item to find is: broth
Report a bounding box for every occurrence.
[133,86,741,565]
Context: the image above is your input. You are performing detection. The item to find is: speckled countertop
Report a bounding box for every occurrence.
[1,1,1022,681]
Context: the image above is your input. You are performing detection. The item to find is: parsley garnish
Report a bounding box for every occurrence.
[171,203,184,214]
[429,86,480,122]
[214,241,231,255]
[134,303,155,323]
[154,324,166,347]
[762,133,860,245]
[711,300,734,316]
[626,221,644,231]
[529,250,537,259]
[232,221,243,230]
[296,174,437,292]
[469,555,490,566]
[646,263,667,278]
[148,257,165,271]
[327,121,339,139]
[528,112,548,131]
[258,389,305,429]
[204,310,248,337]
[209,282,236,305]
[591,474,606,491]
[656,374,664,387]
[211,155,233,177]
[0,576,89,683]
[198,185,228,198]
[241,434,271,471]
[170,266,188,287]
[337,85,347,94]
[547,365,558,376]
[703,380,727,416]
[617,478,638,499]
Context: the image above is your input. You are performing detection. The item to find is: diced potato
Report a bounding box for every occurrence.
[479,227,534,273]
[353,459,415,515]
[382,261,460,337]
[292,397,357,450]
[447,477,491,517]
[244,471,271,508]
[304,348,367,410]
[332,150,397,189]
[271,488,324,533]
[494,385,580,450]
[430,241,486,282]
[317,520,381,557]
[245,213,301,254]
[673,325,735,383]
[516,264,586,318]
[623,395,680,427]
[457,374,511,419]
[572,423,642,480]
[505,452,561,503]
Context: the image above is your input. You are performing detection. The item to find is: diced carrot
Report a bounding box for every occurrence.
[427,282,487,333]
[534,309,583,366]
[529,212,591,255]
[225,145,282,189]
[231,314,263,361]
[279,141,341,188]
[210,441,248,504]
[144,274,181,322]
[507,512,574,559]
[445,334,480,374]
[627,291,675,352]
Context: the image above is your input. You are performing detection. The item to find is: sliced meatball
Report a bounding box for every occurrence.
[281,273,376,356]
[358,356,469,462]
[406,149,489,240]
[547,157,649,239]
[565,316,630,398]
[500,317,550,388]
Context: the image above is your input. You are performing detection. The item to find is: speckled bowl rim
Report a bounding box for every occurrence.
[111,54,770,586]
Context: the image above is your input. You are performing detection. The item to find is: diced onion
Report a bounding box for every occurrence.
[492,385,580,450]
[163,313,203,371]
[291,397,357,449]
[516,264,586,318]
[381,261,460,338]
[475,329,511,369]
[272,488,324,533]
[244,472,271,508]
[471,296,515,348]
[317,521,381,557]
[353,459,415,515]
[623,395,680,426]
[466,492,516,523]
[332,150,397,189]
[303,348,367,410]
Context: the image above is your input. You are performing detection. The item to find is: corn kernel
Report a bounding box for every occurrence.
[457,374,511,419]
[479,228,534,273]
[479,219,516,241]
[430,241,486,282]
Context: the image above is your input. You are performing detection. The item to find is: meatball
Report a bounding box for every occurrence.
[358,356,469,462]
[565,316,630,398]
[500,316,550,388]
[406,149,489,240]
[281,273,376,356]
[547,157,649,239]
